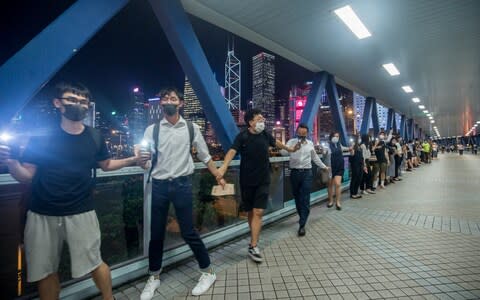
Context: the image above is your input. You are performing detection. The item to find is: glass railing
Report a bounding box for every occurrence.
[1,156,349,299]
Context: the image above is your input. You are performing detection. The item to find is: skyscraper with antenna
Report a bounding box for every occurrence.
[225,37,241,112]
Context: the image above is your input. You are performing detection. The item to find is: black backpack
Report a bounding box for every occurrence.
[147,121,195,183]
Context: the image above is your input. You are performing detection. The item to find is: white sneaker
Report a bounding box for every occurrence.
[140,275,160,300]
[361,190,368,195]
[192,272,216,296]
[248,245,263,263]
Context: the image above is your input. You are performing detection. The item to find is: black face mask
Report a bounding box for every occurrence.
[62,104,88,121]
[297,135,307,141]
[162,104,178,116]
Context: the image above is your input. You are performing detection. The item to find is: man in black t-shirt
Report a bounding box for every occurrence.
[0,82,146,300]
[217,109,298,263]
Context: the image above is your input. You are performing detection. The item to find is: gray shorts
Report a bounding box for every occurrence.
[24,210,103,282]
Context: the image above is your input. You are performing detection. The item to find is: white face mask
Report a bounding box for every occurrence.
[331,137,339,143]
[254,121,265,133]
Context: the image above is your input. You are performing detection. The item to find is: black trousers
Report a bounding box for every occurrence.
[360,161,372,191]
[350,164,364,196]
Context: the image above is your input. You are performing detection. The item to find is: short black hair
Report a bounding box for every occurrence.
[244,108,262,125]
[297,123,309,132]
[55,82,91,101]
[361,134,370,145]
[156,87,184,101]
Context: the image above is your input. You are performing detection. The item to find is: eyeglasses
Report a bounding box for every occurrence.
[59,97,89,106]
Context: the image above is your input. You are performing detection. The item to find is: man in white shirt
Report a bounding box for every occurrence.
[139,88,225,299]
[281,124,329,236]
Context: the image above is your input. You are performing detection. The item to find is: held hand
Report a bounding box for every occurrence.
[0,145,13,164]
[216,177,227,188]
[133,144,151,167]
[217,165,227,178]
[363,166,368,173]
[292,143,301,152]
[323,166,330,171]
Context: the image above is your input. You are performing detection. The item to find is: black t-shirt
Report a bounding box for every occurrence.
[374,141,387,163]
[21,126,110,216]
[231,130,276,187]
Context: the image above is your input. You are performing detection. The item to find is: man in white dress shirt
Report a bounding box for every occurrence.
[282,124,329,236]
[139,87,225,299]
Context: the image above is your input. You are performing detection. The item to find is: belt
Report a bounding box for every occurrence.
[154,175,191,182]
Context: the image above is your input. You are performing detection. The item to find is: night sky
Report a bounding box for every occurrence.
[1,0,314,117]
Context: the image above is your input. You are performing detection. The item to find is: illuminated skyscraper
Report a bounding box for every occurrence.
[225,43,241,111]
[129,87,147,144]
[148,97,162,125]
[252,52,275,129]
[183,77,206,133]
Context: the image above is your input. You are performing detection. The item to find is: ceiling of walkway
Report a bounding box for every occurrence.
[183,0,480,138]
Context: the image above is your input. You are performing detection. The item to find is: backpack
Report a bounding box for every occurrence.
[147,120,194,183]
[87,126,102,180]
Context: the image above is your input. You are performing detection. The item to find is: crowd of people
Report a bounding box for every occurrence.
[348,131,439,199]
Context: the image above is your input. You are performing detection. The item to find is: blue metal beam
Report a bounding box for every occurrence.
[148,0,238,150]
[299,72,328,133]
[360,97,374,135]
[400,115,406,139]
[325,74,348,145]
[386,108,395,131]
[407,118,414,140]
[0,0,129,128]
[371,98,380,136]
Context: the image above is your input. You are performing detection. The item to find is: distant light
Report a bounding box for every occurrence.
[430,120,435,123]
[426,113,431,117]
[276,121,281,125]
[418,105,425,109]
[0,132,13,142]
[111,111,116,116]
[382,63,400,76]
[423,110,428,113]
[347,109,353,115]
[298,101,303,107]
[334,5,371,39]
[402,86,413,93]
[412,97,420,103]
[475,124,478,127]
[133,87,139,93]
[477,121,480,124]
[428,116,433,120]
[73,48,78,52]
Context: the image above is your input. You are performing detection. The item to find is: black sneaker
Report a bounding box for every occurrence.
[248,245,263,263]
[298,226,306,236]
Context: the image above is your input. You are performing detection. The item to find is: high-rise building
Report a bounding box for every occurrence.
[376,103,389,131]
[252,52,275,129]
[129,87,148,144]
[353,92,366,131]
[183,77,206,134]
[83,102,96,128]
[147,97,163,125]
[225,45,241,111]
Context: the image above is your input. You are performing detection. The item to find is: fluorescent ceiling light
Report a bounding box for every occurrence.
[412,97,420,103]
[428,116,433,119]
[402,86,413,93]
[418,105,425,109]
[430,120,435,123]
[334,5,371,39]
[475,124,478,127]
[382,63,400,76]
[477,121,480,124]
[423,110,429,113]
[426,113,431,117]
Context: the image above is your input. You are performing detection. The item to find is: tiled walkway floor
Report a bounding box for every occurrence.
[107,153,480,300]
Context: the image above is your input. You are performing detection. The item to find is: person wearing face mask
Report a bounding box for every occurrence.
[323,132,352,210]
[349,134,366,199]
[138,88,225,299]
[0,82,147,300]
[217,108,298,263]
[372,130,393,188]
[280,123,329,236]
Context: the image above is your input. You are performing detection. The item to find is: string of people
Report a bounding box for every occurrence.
[0,82,439,300]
